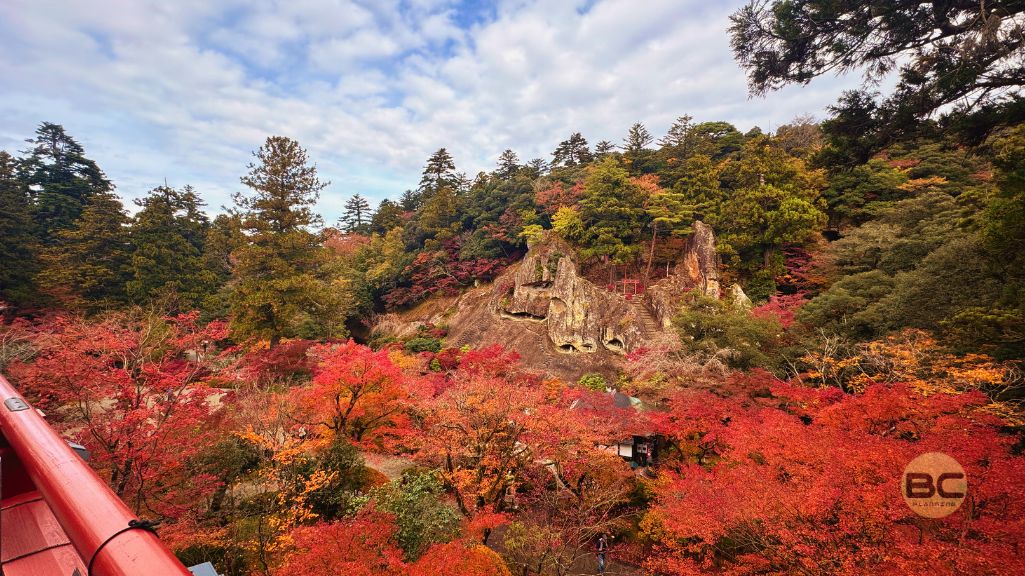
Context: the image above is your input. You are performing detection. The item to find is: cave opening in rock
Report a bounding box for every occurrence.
[502,310,547,321]
[604,338,624,351]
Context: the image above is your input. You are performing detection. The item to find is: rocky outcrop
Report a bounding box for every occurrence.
[370,223,738,382]
[728,283,752,309]
[645,220,721,327]
[499,233,641,354]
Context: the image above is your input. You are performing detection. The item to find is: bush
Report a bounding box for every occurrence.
[674,290,782,369]
[404,337,443,353]
[578,373,608,391]
[374,469,461,561]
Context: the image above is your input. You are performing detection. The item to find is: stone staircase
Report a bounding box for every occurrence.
[630,298,661,336]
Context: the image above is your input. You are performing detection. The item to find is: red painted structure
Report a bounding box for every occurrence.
[0,373,192,575]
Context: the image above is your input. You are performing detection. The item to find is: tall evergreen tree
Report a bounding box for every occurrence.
[20,122,112,244]
[622,122,654,155]
[37,190,131,310]
[0,151,38,304]
[495,149,520,178]
[658,115,695,149]
[413,148,457,208]
[594,140,616,157]
[340,194,373,233]
[714,136,827,285]
[230,136,343,344]
[524,158,549,178]
[201,212,244,318]
[551,133,593,167]
[641,177,694,279]
[399,189,418,211]
[576,157,648,264]
[370,199,404,234]
[126,185,214,310]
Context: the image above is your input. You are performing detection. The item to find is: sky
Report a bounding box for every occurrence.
[0,0,865,222]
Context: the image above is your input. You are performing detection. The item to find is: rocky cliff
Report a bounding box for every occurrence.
[498,233,641,354]
[645,220,721,328]
[371,223,731,381]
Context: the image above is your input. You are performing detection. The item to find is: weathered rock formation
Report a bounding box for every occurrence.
[498,233,641,354]
[645,220,721,327]
[371,222,733,382]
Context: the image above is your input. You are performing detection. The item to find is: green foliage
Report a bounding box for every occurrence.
[797,271,896,338]
[340,194,373,233]
[294,437,369,521]
[671,155,722,217]
[551,132,593,168]
[21,122,112,244]
[404,337,443,354]
[373,469,461,561]
[674,291,782,369]
[518,224,545,246]
[551,206,584,241]
[127,185,217,311]
[984,127,1025,348]
[229,136,345,343]
[575,157,647,263]
[0,151,38,304]
[37,190,131,310]
[730,1,1025,148]
[822,159,908,225]
[712,137,827,280]
[201,213,244,318]
[577,373,608,391]
[832,189,981,276]
[370,199,404,234]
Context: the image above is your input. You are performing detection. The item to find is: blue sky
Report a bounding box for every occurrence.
[0,0,864,223]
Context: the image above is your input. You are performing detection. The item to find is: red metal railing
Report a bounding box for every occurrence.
[0,373,191,576]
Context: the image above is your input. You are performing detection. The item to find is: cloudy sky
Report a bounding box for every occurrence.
[0,0,863,221]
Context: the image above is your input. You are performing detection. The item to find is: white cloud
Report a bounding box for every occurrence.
[0,0,867,221]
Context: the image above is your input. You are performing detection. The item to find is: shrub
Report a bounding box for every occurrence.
[674,290,782,369]
[404,337,443,353]
[578,373,608,391]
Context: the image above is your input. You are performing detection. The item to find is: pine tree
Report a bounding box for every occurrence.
[551,133,593,167]
[640,176,694,279]
[576,157,648,264]
[370,199,404,234]
[524,158,548,178]
[126,185,215,310]
[200,213,244,318]
[37,190,131,310]
[230,136,343,344]
[622,122,654,155]
[658,115,695,150]
[417,149,456,200]
[399,189,418,211]
[715,136,827,275]
[340,194,372,233]
[594,140,616,157]
[496,149,520,178]
[0,151,39,304]
[21,122,112,244]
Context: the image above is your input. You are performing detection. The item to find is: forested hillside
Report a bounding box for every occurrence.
[2,1,1024,575]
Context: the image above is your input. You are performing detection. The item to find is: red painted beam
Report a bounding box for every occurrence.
[0,373,192,576]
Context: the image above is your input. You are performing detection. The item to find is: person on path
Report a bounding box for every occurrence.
[596,534,609,574]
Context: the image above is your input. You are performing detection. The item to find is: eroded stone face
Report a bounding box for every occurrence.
[497,233,640,354]
[645,220,721,328]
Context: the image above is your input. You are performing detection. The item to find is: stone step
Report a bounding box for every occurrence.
[630,299,662,334]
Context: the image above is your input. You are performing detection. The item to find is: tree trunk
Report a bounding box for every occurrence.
[763,245,776,270]
[645,225,658,282]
